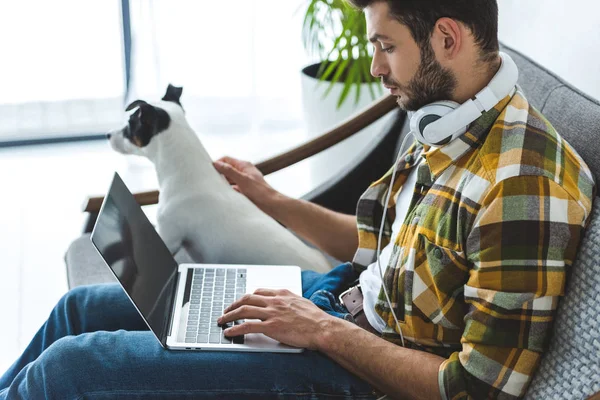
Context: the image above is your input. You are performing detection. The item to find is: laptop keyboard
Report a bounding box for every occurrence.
[185,268,246,345]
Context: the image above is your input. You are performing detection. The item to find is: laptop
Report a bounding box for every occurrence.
[90,172,303,353]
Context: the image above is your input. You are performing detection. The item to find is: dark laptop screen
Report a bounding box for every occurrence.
[90,172,179,341]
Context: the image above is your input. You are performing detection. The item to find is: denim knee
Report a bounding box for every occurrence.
[42,335,87,377]
[61,284,114,305]
[13,335,92,398]
[60,284,120,314]
[61,283,86,302]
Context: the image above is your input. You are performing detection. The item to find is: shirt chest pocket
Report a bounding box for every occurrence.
[410,234,468,330]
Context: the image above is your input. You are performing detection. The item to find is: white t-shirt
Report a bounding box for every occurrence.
[358,158,421,332]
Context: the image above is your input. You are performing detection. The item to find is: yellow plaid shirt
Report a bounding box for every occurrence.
[352,87,596,399]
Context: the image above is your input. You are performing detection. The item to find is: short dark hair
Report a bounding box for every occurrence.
[347,0,499,62]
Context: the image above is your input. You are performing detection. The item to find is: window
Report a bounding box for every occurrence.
[0,0,124,144]
[0,0,310,148]
[127,0,308,149]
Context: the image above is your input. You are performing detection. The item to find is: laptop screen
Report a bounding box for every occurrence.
[90,172,179,341]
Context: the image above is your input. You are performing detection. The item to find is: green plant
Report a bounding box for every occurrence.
[302,0,382,108]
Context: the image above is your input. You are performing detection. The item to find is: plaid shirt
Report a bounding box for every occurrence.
[352,87,596,399]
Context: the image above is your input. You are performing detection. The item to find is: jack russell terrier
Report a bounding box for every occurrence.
[107,84,333,273]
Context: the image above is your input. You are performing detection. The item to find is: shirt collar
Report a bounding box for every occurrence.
[371,141,424,187]
[420,91,515,180]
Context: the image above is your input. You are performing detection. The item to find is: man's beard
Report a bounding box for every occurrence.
[383,44,458,111]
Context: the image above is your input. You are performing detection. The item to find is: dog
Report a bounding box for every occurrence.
[107,84,333,273]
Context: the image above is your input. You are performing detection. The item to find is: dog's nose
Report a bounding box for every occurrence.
[106,133,111,139]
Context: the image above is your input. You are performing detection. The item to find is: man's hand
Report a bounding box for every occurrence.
[217,288,336,350]
[214,156,359,262]
[219,288,445,399]
[213,156,281,214]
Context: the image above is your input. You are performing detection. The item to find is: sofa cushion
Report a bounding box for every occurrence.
[525,200,600,399]
[542,86,600,183]
[65,233,115,287]
[64,233,196,288]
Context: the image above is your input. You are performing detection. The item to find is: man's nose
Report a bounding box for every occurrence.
[370,52,388,78]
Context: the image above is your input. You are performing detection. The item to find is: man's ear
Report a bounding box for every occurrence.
[162,84,183,106]
[432,17,462,60]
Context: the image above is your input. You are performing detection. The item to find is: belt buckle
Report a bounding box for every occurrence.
[338,284,361,304]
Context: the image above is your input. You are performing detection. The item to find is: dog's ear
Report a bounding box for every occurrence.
[137,103,159,125]
[126,101,161,126]
[162,84,183,106]
[127,101,158,125]
[125,99,149,112]
[124,102,168,148]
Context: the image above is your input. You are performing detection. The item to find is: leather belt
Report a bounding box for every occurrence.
[339,285,379,335]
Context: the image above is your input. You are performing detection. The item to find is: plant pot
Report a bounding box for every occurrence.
[300,62,392,188]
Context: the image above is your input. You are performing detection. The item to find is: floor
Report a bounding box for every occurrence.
[0,120,386,373]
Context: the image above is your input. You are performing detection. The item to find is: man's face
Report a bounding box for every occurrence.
[365,2,457,111]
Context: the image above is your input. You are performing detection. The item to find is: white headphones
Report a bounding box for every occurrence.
[409,51,519,146]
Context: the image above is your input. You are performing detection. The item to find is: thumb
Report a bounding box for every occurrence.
[214,161,246,183]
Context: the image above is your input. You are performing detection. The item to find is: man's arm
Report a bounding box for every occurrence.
[318,317,444,400]
[264,195,358,262]
[438,175,590,399]
[214,157,359,261]
[218,288,444,400]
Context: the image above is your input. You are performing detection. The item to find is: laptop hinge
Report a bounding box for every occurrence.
[163,270,184,344]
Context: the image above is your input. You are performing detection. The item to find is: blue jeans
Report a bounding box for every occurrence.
[0,263,376,399]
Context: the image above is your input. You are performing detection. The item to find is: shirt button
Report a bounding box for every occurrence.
[405,154,413,163]
[434,248,443,259]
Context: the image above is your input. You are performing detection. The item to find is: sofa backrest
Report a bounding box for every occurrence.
[526,202,600,399]
[498,45,600,400]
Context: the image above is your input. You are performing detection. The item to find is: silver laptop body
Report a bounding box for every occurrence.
[90,172,303,353]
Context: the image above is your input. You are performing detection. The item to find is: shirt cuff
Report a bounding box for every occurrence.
[438,352,468,400]
[439,359,450,400]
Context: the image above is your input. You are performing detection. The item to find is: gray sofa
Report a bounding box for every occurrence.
[65,44,600,399]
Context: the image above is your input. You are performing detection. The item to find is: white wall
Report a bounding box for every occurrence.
[498,0,600,101]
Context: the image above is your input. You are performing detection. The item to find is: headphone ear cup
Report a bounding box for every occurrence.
[410,101,460,146]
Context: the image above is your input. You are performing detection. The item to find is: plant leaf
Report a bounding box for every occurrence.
[337,61,358,108]
[302,0,378,107]
[354,62,362,105]
[359,54,377,100]
[319,57,342,82]
[323,56,350,98]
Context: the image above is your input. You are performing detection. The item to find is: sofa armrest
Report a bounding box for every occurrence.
[301,108,407,214]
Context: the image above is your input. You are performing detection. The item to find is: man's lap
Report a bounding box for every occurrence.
[3,263,375,399]
[38,329,374,399]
